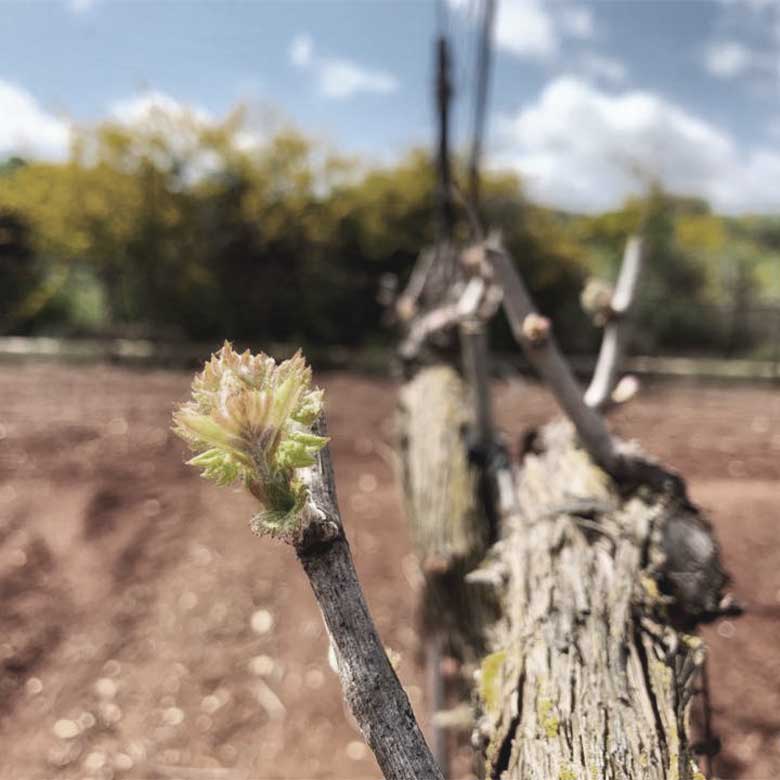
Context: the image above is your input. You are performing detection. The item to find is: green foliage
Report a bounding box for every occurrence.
[0,209,48,334]
[173,343,328,539]
[0,102,588,348]
[572,185,779,355]
[0,157,26,177]
[1,103,777,355]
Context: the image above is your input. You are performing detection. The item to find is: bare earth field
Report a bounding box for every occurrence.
[0,362,778,780]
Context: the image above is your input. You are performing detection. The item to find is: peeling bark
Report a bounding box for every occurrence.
[473,421,727,780]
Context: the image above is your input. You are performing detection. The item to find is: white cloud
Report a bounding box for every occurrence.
[0,83,266,169]
[289,33,314,69]
[448,0,594,60]
[110,90,267,153]
[318,60,398,99]
[0,80,70,160]
[288,34,399,99]
[109,90,213,125]
[580,53,627,85]
[703,41,753,78]
[109,91,265,153]
[106,90,264,180]
[496,0,558,59]
[67,0,97,13]
[496,76,780,214]
[558,6,594,40]
[706,0,780,85]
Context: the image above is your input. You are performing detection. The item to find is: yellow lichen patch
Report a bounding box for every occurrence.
[559,765,576,780]
[681,634,703,650]
[479,650,507,718]
[537,697,560,739]
[640,575,660,601]
[669,754,680,780]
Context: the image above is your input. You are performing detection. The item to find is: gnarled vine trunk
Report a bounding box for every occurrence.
[473,420,726,780]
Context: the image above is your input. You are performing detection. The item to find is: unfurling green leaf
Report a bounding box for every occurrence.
[172,342,328,539]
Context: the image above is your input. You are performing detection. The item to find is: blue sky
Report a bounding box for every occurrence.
[1,0,780,213]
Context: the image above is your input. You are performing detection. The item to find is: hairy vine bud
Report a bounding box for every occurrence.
[172,342,328,539]
[580,277,614,326]
[521,313,551,346]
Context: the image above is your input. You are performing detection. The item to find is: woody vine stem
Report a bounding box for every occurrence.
[173,343,444,780]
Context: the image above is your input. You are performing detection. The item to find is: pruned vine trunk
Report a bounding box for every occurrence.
[397,364,494,656]
[473,420,727,780]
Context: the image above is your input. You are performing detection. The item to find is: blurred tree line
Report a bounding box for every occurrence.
[1,104,779,356]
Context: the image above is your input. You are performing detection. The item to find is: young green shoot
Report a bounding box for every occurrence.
[172,342,329,541]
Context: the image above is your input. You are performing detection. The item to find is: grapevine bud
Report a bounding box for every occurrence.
[173,342,328,539]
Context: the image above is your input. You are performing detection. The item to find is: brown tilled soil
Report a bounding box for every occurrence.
[0,363,777,780]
